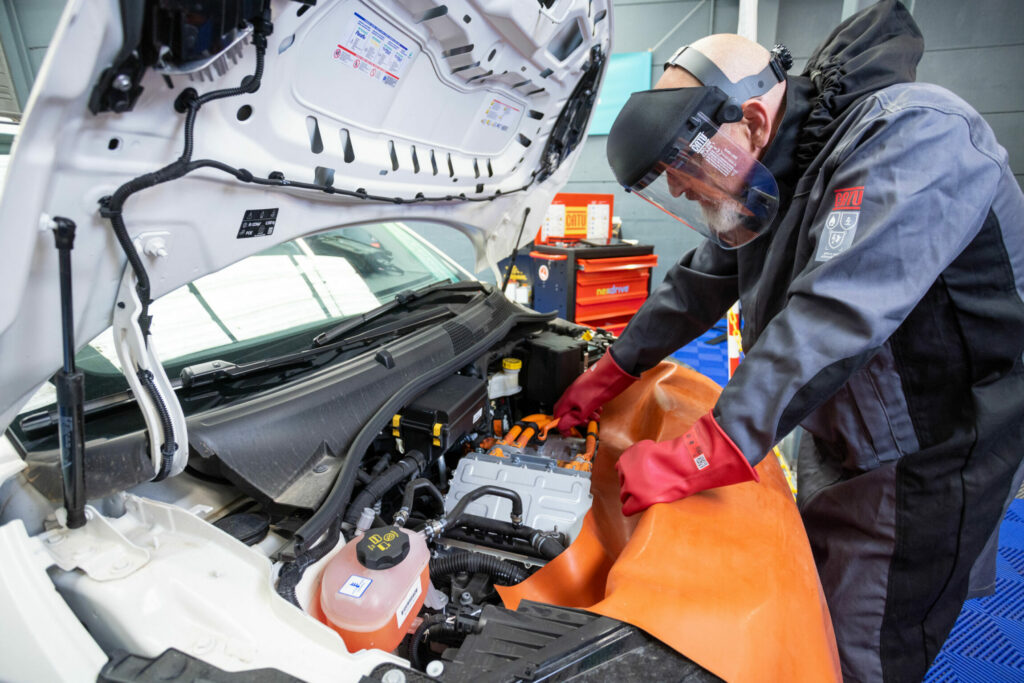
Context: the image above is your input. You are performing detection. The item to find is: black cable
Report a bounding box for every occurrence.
[184,157,536,205]
[100,22,272,486]
[136,368,176,481]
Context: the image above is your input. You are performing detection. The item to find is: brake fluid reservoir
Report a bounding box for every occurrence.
[319,525,429,653]
[487,357,523,399]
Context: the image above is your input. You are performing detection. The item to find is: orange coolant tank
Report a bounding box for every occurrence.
[319,525,430,653]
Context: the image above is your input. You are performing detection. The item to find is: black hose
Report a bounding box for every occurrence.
[275,516,342,607]
[395,478,445,526]
[409,614,460,672]
[430,551,529,586]
[370,454,392,476]
[448,513,567,560]
[343,451,426,525]
[534,534,567,561]
[447,485,524,526]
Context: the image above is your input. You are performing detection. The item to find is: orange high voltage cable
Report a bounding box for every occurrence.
[499,425,522,446]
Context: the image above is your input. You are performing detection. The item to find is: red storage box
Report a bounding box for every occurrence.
[574,255,657,335]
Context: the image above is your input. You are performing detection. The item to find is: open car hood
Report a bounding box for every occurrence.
[0,0,610,432]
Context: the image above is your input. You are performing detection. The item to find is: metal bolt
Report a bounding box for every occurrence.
[381,670,407,683]
[426,660,445,677]
[112,74,132,92]
[460,591,473,605]
[313,463,329,474]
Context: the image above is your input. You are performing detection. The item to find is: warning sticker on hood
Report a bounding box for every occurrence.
[481,99,519,132]
[333,12,415,88]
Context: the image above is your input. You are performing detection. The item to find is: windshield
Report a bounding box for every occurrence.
[17,222,471,418]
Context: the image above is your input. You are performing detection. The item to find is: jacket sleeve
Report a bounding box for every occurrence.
[713,92,1006,463]
[610,239,739,375]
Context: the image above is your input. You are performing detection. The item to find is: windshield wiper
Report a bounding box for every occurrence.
[181,306,457,390]
[311,280,489,348]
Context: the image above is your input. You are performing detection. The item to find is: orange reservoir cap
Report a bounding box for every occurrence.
[319,526,430,653]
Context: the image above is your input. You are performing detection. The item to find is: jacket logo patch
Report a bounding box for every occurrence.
[833,186,864,210]
[816,211,860,262]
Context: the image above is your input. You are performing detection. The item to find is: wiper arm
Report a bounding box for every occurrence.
[311,280,489,348]
[181,307,456,390]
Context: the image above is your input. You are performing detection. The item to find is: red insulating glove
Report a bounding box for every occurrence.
[553,352,638,435]
[616,411,760,516]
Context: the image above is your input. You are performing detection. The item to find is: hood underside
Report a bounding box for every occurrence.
[0,0,610,431]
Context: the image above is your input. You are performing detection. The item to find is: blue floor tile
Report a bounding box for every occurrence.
[925,500,1024,682]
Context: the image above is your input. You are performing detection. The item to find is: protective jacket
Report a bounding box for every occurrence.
[609,2,1024,680]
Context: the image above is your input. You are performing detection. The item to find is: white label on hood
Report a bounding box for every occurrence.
[481,98,519,132]
[333,11,415,88]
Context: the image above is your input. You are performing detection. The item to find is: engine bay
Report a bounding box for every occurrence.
[6,309,615,678]
[262,317,608,670]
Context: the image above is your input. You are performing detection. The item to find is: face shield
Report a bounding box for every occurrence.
[606,44,791,249]
[607,87,779,249]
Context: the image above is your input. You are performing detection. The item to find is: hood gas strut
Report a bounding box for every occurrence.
[51,217,86,529]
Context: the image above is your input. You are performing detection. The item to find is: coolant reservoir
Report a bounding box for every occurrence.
[319,525,430,652]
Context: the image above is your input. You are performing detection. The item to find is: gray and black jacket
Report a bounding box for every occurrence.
[610,2,1024,681]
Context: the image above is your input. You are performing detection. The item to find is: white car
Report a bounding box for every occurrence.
[0,2,724,681]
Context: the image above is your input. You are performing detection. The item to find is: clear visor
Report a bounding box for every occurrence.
[630,117,779,248]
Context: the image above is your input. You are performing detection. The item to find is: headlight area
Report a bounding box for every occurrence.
[4,313,613,680]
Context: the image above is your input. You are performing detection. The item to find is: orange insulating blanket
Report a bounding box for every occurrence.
[497,362,841,682]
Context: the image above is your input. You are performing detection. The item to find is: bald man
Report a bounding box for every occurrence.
[553,1,1024,681]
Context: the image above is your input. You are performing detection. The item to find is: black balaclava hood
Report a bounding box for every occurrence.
[794,0,924,169]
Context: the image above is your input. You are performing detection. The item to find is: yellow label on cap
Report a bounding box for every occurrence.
[502,358,522,371]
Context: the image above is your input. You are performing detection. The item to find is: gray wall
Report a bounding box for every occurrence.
[3,0,1021,281]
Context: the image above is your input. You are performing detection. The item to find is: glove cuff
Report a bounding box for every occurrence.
[599,350,640,397]
[689,412,760,485]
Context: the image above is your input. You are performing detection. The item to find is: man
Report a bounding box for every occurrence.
[552,1,1024,680]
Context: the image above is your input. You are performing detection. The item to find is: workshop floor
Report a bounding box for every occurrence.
[924,498,1024,681]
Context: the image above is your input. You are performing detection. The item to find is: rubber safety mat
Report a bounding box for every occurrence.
[925,499,1024,681]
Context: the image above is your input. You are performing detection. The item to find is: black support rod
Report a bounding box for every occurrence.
[52,217,86,529]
